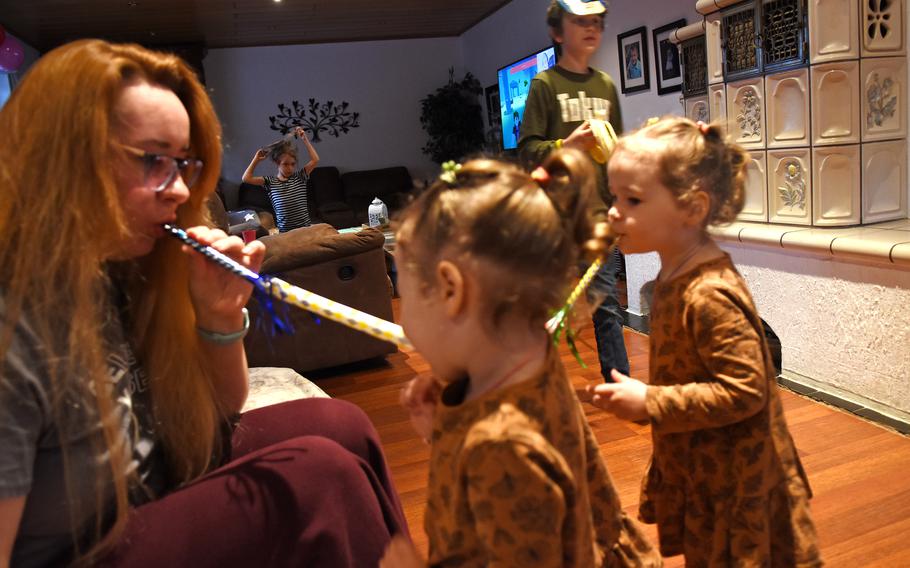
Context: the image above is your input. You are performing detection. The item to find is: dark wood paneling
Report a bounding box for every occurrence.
[0,0,511,51]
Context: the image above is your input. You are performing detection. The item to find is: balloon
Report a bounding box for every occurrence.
[0,34,25,73]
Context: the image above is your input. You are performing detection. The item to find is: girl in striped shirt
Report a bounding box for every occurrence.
[242,126,320,232]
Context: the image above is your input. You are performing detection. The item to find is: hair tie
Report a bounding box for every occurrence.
[440,160,462,185]
[696,120,710,135]
[530,166,551,187]
[645,116,660,127]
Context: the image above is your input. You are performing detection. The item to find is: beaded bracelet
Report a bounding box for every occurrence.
[196,308,250,344]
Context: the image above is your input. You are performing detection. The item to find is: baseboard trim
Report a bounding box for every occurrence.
[621,310,649,334]
[620,308,910,437]
[777,372,910,436]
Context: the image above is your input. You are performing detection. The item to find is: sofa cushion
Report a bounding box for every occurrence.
[341,166,413,200]
[317,201,359,230]
[309,166,345,205]
[259,224,386,272]
[242,367,330,413]
[206,192,231,232]
[237,182,274,214]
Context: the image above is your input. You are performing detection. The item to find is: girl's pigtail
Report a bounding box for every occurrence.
[713,135,748,224]
[701,122,724,143]
[538,148,598,261]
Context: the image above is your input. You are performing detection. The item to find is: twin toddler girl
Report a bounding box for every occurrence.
[382,116,821,567]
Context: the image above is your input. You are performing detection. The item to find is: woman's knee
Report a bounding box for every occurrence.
[263,398,381,457]
[236,397,376,451]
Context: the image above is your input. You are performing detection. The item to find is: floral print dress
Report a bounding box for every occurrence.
[424,346,661,567]
[641,254,822,567]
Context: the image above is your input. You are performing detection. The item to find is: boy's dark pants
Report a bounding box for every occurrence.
[589,255,630,381]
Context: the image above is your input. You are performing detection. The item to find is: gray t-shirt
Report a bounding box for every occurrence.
[0,297,168,567]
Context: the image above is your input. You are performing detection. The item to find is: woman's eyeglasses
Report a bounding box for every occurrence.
[118,143,204,193]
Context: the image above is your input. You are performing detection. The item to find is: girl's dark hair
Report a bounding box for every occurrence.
[615,116,747,225]
[396,149,600,329]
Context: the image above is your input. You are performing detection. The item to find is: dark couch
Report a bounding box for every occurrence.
[311,166,418,228]
[234,166,417,229]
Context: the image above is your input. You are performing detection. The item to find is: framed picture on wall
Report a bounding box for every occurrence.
[484,84,500,128]
[652,19,686,95]
[617,26,650,94]
[483,83,503,152]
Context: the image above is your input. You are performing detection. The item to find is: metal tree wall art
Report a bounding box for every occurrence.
[268,98,360,142]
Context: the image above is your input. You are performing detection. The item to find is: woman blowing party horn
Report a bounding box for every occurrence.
[0,39,408,567]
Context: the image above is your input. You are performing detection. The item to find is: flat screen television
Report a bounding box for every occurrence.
[496,46,557,150]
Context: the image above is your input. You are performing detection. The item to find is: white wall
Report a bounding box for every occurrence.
[462,0,700,133]
[462,0,550,92]
[205,38,463,185]
[723,244,910,417]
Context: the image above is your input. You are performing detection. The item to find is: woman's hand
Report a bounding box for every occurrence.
[400,374,442,443]
[254,148,268,162]
[379,535,424,568]
[585,370,649,422]
[294,126,307,140]
[183,226,266,332]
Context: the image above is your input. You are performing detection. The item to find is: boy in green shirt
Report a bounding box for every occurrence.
[519,0,630,382]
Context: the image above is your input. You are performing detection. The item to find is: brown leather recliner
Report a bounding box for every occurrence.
[207,194,397,373]
[243,224,396,373]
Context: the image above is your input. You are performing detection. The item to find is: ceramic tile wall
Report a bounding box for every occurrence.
[685,95,709,122]
[727,77,766,149]
[769,148,813,224]
[683,0,907,226]
[863,139,909,222]
[741,150,770,221]
[808,0,858,64]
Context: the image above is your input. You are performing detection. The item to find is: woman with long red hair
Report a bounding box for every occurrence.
[0,39,407,567]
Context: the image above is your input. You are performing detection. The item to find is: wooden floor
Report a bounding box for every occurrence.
[309,301,910,567]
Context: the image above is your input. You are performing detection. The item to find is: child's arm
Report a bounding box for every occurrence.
[399,374,441,443]
[464,440,567,567]
[589,286,768,432]
[646,287,769,433]
[241,149,268,186]
[586,371,649,421]
[295,127,320,175]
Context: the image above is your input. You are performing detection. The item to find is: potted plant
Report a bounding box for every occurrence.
[420,68,485,164]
